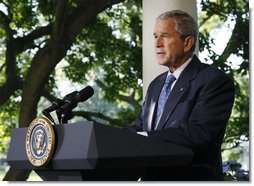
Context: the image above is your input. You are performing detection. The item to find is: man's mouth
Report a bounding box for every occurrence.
[156,52,165,55]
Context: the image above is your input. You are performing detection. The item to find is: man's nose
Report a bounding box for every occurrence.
[155,37,163,47]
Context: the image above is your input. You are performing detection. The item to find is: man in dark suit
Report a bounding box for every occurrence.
[128,10,235,181]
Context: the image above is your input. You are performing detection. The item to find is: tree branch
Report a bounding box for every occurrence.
[0,63,6,73]
[95,79,140,108]
[40,88,58,103]
[117,93,140,108]
[199,14,212,27]
[15,24,53,53]
[72,110,122,126]
[216,20,239,63]
[0,9,21,106]
[64,0,125,42]
[0,16,52,107]
[52,0,68,40]
[0,77,22,105]
[0,10,13,36]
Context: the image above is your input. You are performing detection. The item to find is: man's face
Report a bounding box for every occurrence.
[153,18,185,68]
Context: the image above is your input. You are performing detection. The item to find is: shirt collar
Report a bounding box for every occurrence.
[168,56,193,79]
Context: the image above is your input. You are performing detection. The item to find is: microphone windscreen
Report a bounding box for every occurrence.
[78,86,94,102]
[64,91,78,101]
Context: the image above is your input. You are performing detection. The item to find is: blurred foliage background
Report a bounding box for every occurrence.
[0,0,249,181]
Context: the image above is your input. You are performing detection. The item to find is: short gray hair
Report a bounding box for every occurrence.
[156,10,198,53]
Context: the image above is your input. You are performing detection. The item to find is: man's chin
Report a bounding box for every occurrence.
[157,60,168,66]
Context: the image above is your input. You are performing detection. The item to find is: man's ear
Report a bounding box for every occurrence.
[184,36,195,52]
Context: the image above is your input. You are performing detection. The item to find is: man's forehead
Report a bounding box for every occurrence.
[156,17,176,24]
[154,19,176,33]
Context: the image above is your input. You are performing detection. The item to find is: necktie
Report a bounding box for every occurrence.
[154,74,176,130]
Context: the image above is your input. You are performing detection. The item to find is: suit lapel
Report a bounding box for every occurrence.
[155,56,201,130]
[145,72,167,131]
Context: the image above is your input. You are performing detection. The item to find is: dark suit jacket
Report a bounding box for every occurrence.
[130,55,235,180]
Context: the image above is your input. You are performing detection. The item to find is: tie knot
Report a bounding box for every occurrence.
[165,74,176,85]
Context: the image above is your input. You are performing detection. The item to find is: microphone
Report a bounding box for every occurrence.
[42,98,65,124]
[63,91,78,102]
[57,86,94,123]
[42,91,78,114]
[43,86,94,124]
[59,86,94,111]
[42,98,65,114]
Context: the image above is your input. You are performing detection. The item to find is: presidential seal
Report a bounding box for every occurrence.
[25,117,55,167]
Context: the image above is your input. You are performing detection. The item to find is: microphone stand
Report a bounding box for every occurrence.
[62,110,73,124]
[56,109,63,124]
[56,106,74,124]
[42,110,56,125]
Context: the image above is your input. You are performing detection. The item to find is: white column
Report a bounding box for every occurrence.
[142,0,197,98]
